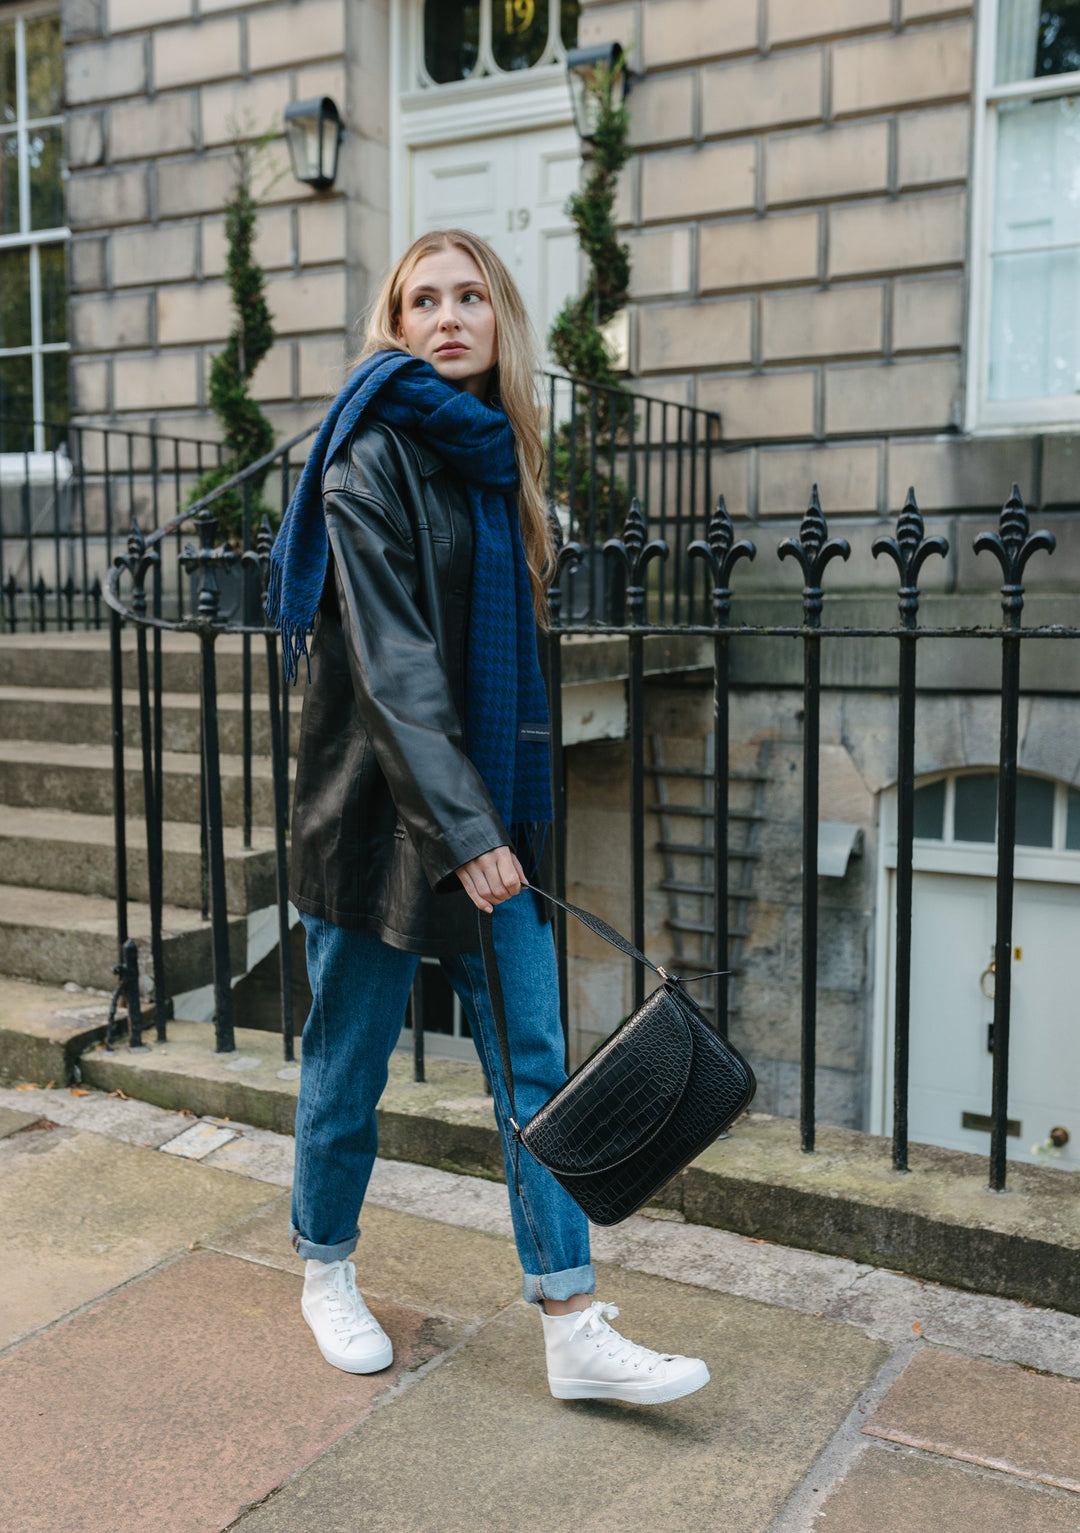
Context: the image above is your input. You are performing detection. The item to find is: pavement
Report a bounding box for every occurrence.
[3,1081,1080,1532]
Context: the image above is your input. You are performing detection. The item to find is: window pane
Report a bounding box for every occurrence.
[40,243,66,343]
[954,774,998,843]
[493,0,548,70]
[0,246,31,347]
[561,0,581,48]
[988,96,1080,401]
[28,124,63,231]
[1,130,19,235]
[913,779,946,839]
[0,355,34,445]
[0,21,14,126]
[1016,775,1055,845]
[1066,787,1080,848]
[24,17,62,119]
[1038,0,1080,76]
[997,0,1080,82]
[42,349,68,426]
[424,0,480,83]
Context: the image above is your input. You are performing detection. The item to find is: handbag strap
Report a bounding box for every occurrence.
[478,886,728,1136]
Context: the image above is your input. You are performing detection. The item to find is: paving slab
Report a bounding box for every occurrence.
[0,974,109,1084]
[0,1249,453,1533]
[207,1192,526,1322]
[234,1265,889,1533]
[0,1127,276,1346]
[817,1445,1080,1532]
[0,1103,39,1137]
[865,1347,1080,1492]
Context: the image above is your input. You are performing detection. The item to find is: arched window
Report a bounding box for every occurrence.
[422,0,579,86]
[912,769,1080,852]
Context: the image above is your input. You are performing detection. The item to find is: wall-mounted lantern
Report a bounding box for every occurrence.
[564,42,631,142]
[284,96,344,191]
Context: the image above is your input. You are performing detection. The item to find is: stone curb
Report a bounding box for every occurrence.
[3,1009,1078,1316]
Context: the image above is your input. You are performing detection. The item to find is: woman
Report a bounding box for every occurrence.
[268,229,709,1405]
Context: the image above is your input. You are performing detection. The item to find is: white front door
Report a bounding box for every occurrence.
[885,870,1080,1167]
[411,124,580,358]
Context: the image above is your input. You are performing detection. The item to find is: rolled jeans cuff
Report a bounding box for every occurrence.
[291,1225,359,1263]
[522,1263,596,1305]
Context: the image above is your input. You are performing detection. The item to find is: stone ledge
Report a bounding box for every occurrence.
[1,1005,1076,1314]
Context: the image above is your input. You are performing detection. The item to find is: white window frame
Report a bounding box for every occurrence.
[967,0,1080,433]
[409,0,575,93]
[0,3,69,454]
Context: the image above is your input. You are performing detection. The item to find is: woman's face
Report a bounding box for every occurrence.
[396,247,498,399]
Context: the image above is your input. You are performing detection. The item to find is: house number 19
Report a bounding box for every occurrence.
[507,208,531,230]
[504,0,536,33]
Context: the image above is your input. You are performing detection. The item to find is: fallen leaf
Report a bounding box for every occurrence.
[107,1089,131,1100]
[69,1086,91,1098]
[177,1108,195,1117]
[15,1083,38,1091]
[44,1081,55,1090]
[912,1321,923,1333]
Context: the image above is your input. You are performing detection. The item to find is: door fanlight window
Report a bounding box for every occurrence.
[912,770,1080,851]
[422,0,579,85]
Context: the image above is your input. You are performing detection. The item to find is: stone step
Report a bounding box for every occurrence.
[0,740,291,827]
[0,631,308,698]
[0,805,277,912]
[0,685,302,756]
[0,882,245,993]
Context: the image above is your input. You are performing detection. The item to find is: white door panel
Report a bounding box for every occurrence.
[887,870,1079,1167]
[412,125,580,360]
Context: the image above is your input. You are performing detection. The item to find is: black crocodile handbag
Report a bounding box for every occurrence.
[478,889,756,1226]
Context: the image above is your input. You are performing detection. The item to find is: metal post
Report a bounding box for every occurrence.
[779,488,849,1153]
[974,487,1054,1191]
[690,496,755,1036]
[873,491,947,1171]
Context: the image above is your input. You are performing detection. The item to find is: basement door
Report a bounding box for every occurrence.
[411,125,580,358]
[881,775,1080,1169]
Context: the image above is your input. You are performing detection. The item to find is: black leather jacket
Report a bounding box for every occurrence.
[289,417,519,954]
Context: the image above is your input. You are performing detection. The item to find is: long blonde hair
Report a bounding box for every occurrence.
[361,229,553,625]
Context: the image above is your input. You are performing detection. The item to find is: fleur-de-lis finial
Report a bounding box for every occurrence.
[115,515,159,618]
[688,494,756,623]
[974,484,1055,623]
[778,485,851,624]
[872,487,949,627]
[180,504,240,627]
[602,496,668,625]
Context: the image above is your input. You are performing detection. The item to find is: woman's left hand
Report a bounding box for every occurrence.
[455,846,528,913]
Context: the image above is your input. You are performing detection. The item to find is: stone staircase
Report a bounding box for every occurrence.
[0,632,298,1006]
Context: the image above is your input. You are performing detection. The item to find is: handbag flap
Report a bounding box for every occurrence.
[520,987,694,1176]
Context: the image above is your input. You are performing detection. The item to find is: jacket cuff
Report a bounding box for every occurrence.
[424,812,511,894]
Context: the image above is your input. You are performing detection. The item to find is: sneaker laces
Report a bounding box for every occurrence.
[567,1301,672,1373]
[322,1261,380,1342]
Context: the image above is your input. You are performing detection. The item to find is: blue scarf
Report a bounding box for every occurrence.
[266,349,552,831]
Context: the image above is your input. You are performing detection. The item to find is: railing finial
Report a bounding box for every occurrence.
[872,486,948,625]
[778,484,850,623]
[974,484,1056,623]
[689,493,756,623]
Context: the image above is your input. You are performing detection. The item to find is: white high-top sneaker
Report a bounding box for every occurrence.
[541,1301,709,1405]
[301,1258,394,1374]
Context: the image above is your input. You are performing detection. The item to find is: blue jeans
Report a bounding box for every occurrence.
[290,890,595,1305]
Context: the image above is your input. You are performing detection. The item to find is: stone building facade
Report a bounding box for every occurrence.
[5,0,1077,1158]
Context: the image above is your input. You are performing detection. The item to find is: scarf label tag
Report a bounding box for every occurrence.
[518,722,550,744]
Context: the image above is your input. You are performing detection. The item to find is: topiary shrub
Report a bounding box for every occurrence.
[188,130,279,545]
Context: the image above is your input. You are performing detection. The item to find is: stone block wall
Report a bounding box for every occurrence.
[61,0,388,442]
[579,0,1080,546]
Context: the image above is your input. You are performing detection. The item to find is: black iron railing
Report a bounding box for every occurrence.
[3,379,719,631]
[0,416,231,631]
[90,386,1076,1194]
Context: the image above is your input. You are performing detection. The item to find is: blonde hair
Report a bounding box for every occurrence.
[361,229,553,625]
